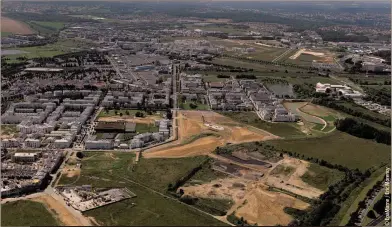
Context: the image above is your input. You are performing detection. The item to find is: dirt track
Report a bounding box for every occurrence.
[1,17,34,34]
[31,195,88,226]
[143,111,275,158]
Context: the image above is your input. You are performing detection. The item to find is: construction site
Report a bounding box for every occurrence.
[178,153,324,226]
[56,186,136,212]
[143,110,277,158]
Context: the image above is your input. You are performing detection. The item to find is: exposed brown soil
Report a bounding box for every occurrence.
[1,17,34,34]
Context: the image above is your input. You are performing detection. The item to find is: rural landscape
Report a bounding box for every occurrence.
[1,0,391,227]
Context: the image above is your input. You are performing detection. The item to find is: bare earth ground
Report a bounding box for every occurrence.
[265,157,324,199]
[179,154,325,225]
[143,111,276,158]
[1,17,34,34]
[31,195,85,226]
[289,48,335,63]
[98,115,161,124]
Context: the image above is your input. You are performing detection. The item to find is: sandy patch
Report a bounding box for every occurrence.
[1,17,34,34]
[98,115,161,124]
[31,195,87,226]
[180,176,309,226]
[63,167,81,178]
[265,157,324,199]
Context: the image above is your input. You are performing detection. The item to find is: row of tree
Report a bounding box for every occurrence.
[335,118,390,145]
[312,97,391,127]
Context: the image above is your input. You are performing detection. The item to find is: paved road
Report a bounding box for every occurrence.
[367,214,386,226]
[360,189,384,225]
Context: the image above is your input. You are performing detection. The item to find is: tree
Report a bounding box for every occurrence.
[125,110,130,115]
[114,110,118,115]
[189,103,198,109]
[119,112,123,117]
[76,152,84,159]
[367,210,376,219]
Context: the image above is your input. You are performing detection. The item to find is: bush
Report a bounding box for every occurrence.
[135,111,145,118]
[76,152,84,159]
[189,103,198,109]
[367,210,376,219]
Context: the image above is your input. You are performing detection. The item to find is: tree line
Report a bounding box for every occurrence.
[335,118,390,145]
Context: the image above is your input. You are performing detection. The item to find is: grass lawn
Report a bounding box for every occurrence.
[98,109,157,118]
[301,163,345,191]
[270,164,296,176]
[180,102,210,110]
[1,124,18,135]
[66,152,224,226]
[330,167,386,225]
[2,39,95,63]
[264,131,390,171]
[1,200,60,226]
[1,31,13,37]
[31,21,64,31]
[221,111,305,138]
[185,162,228,186]
[135,123,159,133]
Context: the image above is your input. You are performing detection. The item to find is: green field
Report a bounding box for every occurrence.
[265,131,390,171]
[2,39,96,63]
[1,124,18,135]
[63,152,224,225]
[185,162,228,186]
[301,163,345,191]
[135,123,159,133]
[284,53,323,66]
[1,200,60,226]
[180,102,210,110]
[221,111,305,138]
[1,31,13,37]
[31,21,64,31]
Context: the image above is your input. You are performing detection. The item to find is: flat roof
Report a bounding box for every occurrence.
[25,68,63,72]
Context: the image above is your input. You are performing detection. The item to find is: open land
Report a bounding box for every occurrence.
[143,110,277,158]
[1,16,34,34]
[264,131,391,171]
[1,200,60,226]
[57,152,226,226]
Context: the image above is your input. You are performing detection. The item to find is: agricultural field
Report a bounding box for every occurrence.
[221,111,306,138]
[97,110,163,126]
[143,110,276,158]
[1,200,60,226]
[1,16,34,35]
[264,131,390,171]
[61,152,226,226]
[186,24,248,35]
[2,39,97,63]
[30,21,65,32]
